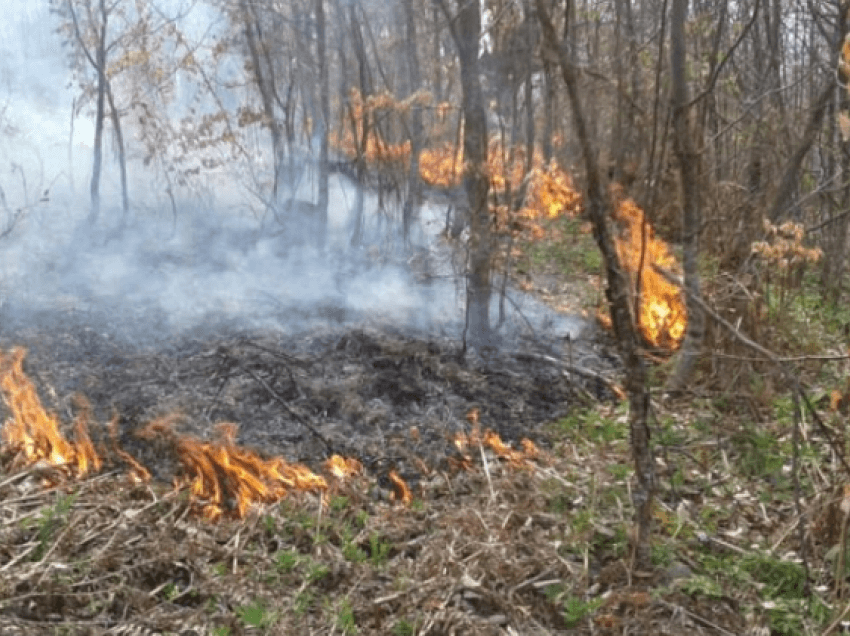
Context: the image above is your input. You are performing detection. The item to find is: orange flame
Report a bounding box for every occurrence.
[612,194,687,349]
[451,409,540,469]
[0,348,102,477]
[139,419,327,520]
[388,469,413,505]
[108,417,152,484]
[324,454,363,479]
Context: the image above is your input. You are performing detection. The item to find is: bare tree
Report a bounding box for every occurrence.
[316,0,330,247]
[401,0,424,244]
[665,0,705,393]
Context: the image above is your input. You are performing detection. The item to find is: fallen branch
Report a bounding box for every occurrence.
[512,351,626,400]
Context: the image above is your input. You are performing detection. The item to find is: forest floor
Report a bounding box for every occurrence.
[1,214,849,635]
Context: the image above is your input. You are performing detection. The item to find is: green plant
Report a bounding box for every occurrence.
[562,594,603,628]
[307,563,329,584]
[355,509,369,528]
[160,582,179,601]
[342,530,368,563]
[392,618,419,636]
[294,590,315,615]
[330,495,349,513]
[607,462,632,480]
[679,575,723,599]
[235,599,277,629]
[741,554,806,600]
[731,425,785,480]
[336,599,358,634]
[369,533,392,567]
[211,627,230,636]
[274,549,300,573]
[32,491,77,561]
[651,542,674,567]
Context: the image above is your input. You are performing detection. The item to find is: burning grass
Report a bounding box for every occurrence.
[2,390,824,634]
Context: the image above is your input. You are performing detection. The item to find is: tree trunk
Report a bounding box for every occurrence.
[242,1,285,199]
[536,0,654,570]
[347,3,371,247]
[105,82,129,228]
[88,0,108,225]
[666,0,705,393]
[316,0,330,248]
[445,0,492,348]
[402,0,423,244]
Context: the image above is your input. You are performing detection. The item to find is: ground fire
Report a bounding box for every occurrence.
[0,349,546,521]
[0,348,101,478]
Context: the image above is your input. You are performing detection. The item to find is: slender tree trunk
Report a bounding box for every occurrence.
[242,1,285,199]
[316,0,330,247]
[666,0,705,392]
[105,82,129,227]
[347,3,370,247]
[446,0,492,348]
[536,0,653,569]
[89,0,108,225]
[402,0,423,244]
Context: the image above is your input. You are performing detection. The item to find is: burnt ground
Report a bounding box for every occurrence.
[0,312,620,486]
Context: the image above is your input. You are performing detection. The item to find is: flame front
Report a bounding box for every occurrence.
[0,348,101,477]
[140,420,329,520]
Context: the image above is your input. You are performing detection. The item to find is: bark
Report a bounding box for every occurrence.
[666,0,705,393]
[347,3,370,247]
[766,77,834,223]
[536,0,653,569]
[105,82,129,226]
[90,20,105,226]
[67,0,108,224]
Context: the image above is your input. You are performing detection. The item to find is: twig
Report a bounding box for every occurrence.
[653,264,850,478]
[656,599,738,636]
[512,352,626,399]
[241,365,333,454]
[823,599,850,635]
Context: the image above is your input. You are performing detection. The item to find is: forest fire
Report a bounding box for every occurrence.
[452,409,541,469]
[136,419,329,520]
[333,93,687,348]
